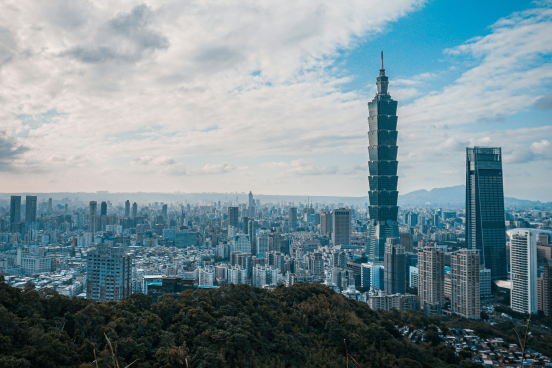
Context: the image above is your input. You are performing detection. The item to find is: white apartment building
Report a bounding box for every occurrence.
[198,266,215,286]
[451,249,480,319]
[22,255,53,274]
[509,229,538,314]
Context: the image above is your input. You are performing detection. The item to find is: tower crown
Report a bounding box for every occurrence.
[377,51,389,95]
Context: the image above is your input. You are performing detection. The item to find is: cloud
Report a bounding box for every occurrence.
[0,27,16,67]
[192,163,236,175]
[47,154,88,166]
[43,0,93,30]
[534,91,552,110]
[280,158,338,177]
[440,170,459,174]
[0,0,550,198]
[0,132,29,171]
[393,72,436,86]
[435,137,469,153]
[391,87,419,100]
[477,114,506,123]
[531,139,551,154]
[503,146,536,164]
[261,162,288,168]
[343,164,368,175]
[61,4,169,64]
[163,164,187,176]
[131,156,176,166]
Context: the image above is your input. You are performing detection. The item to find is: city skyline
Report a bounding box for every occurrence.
[0,1,550,200]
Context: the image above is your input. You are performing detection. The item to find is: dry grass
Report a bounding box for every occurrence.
[90,334,138,368]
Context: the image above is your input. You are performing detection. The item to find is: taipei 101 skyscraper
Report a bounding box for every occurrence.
[366,52,400,261]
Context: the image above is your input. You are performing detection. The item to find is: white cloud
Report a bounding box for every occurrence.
[0,0,425,193]
[343,164,368,175]
[280,158,338,177]
[391,87,420,100]
[131,156,176,166]
[191,163,236,175]
[434,137,469,153]
[531,139,551,154]
[261,162,288,168]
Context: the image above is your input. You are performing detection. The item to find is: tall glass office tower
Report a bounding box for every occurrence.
[366,52,399,261]
[466,147,507,280]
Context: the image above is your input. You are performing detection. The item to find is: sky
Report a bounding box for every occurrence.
[0,0,551,200]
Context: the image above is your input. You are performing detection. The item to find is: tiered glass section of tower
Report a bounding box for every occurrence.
[366,54,400,261]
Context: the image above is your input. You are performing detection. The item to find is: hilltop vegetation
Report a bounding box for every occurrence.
[0,276,478,368]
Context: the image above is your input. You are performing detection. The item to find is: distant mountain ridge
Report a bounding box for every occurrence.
[398,185,552,208]
[398,185,465,206]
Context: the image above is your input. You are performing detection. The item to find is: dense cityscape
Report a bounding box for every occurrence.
[1,54,552,367]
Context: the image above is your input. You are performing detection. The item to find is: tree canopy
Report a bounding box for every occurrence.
[0,276,474,368]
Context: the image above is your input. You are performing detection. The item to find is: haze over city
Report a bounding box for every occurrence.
[0,0,551,200]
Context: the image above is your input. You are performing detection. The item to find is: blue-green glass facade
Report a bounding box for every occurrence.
[366,55,400,261]
[466,147,507,280]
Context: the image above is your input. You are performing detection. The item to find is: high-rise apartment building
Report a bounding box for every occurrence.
[418,246,445,316]
[289,207,298,230]
[86,244,131,301]
[360,262,384,290]
[125,200,130,217]
[308,252,324,275]
[243,216,250,235]
[100,201,108,216]
[10,196,21,224]
[367,53,400,261]
[248,191,256,218]
[228,206,239,229]
[509,229,538,314]
[25,195,37,223]
[162,204,168,217]
[450,249,480,319]
[332,208,351,247]
[320,211,332,236]
[399,232,414,253]
[538,260,551,316]
[405,212,418,227]
[256,232,272,257]
[384,237,406,295]
[232,233,252,254]
[480,268,492,301]
[132,202,138,218]
[248,220,260,254]
[89,201,97,218]
[466,147,507,280]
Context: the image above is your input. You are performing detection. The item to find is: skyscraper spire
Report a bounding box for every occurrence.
[380,51,385,76]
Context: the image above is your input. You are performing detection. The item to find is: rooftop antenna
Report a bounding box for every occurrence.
[381,51,384,70]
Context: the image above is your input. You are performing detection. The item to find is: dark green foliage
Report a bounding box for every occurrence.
[434,345,458,364]
[457,349,473,361]
[0,277,468,367]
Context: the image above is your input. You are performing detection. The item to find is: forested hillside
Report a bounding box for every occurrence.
[0,276,476,368]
